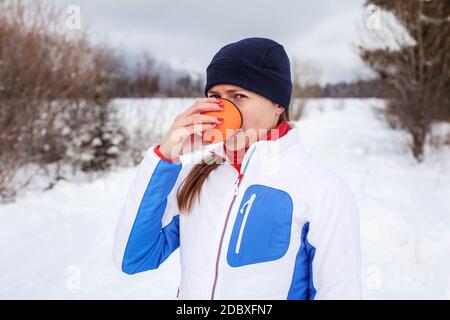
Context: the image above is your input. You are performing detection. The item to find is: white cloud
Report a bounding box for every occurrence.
[49,0,373,84]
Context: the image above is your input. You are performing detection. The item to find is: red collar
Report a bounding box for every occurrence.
[224,120,292,172]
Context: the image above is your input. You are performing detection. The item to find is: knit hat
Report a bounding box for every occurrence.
[204,37,292,111]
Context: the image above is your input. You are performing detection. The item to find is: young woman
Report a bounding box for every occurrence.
[113,37,361,300]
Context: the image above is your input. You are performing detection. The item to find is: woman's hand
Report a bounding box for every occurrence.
[158,98,224,161]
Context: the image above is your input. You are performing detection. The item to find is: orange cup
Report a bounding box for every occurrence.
[201,98,242,143]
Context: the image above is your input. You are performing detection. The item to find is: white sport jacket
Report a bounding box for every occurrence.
[113,123,362,299]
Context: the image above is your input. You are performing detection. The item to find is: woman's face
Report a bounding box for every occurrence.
[207,84,285,139]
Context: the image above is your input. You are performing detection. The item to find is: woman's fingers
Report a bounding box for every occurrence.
[170,122,217,141]
[185,122,218,135]
[159,98,223,159]
[177,113,222,127]
[182,98,223,117]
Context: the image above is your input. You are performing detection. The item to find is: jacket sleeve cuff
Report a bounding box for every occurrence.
[154,144,178,163]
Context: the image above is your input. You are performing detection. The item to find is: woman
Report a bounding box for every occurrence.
[113,37,361,300]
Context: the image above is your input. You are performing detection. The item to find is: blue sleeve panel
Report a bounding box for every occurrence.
[122,159,183,275]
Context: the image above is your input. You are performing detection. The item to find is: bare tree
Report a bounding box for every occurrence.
[0,0,126,201]
[290,56,322,121]
[358,0,450,161]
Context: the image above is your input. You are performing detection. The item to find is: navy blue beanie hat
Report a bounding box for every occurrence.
[204,37,292,111]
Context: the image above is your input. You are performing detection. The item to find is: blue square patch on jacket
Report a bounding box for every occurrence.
[227,184,293,267]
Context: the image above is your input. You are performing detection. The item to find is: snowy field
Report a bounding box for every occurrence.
[1,98,449,299]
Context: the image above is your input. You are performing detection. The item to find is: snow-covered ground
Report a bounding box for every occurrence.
[1,98,449,299]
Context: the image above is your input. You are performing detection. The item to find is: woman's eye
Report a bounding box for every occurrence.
[208,94,246,99]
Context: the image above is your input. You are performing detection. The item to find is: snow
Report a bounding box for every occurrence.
[1,98,449,299]
[297,99,450,299]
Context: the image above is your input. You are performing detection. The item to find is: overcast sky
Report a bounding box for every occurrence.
[49,0,374,84]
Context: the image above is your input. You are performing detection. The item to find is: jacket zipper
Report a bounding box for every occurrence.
[210,146,256,300]
[210,171,243,300]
